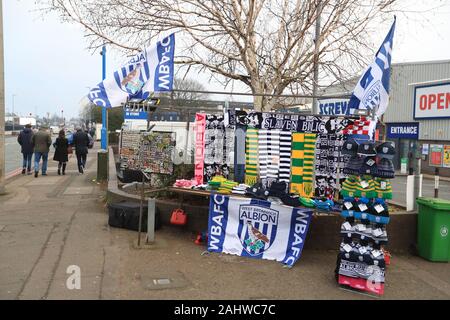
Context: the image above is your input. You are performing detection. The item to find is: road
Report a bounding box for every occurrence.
[5,136,22,175]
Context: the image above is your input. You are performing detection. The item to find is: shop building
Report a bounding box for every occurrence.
[384,60,450,176]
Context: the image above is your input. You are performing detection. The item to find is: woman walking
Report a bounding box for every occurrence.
[53,129,69,175]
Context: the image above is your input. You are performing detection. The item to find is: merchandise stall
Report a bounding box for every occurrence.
[166,108,396,296]
[114,103,396,296]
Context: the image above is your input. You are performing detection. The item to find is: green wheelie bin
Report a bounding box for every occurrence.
[416,197,450,262]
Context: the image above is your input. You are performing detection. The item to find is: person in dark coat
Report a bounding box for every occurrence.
[17,123,34,174]
[71,126,90,174]
[53,129,69,175]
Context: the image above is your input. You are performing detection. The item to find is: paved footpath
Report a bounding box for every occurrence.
[1,147,449,300]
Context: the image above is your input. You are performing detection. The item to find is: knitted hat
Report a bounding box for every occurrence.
[343,155,364,175]
[342,139,359,155]
[376,141,395,160]
[355,179,377,198]
[340,175,360,197]
[268,181,289,198]
[359,156,378,176]
[374,179,393,199]
[357,141,377,157]
[375,158,395,179]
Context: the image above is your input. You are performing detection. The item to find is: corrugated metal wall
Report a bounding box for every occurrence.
[385,60,450,141]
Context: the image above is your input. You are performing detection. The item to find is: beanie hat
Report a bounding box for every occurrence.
[355,179,376,198]
[376,141,395,160]
[340,175,360,197]
[374,178,393,199]
[369,199,390,224]
[342,139,359,155]
[268,181,289,198]
[357,141,377,157]
[375,158,395,179]
[343,155,364,175]
[359,156,378,176]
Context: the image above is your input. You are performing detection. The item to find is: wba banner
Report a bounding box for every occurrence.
[88,33,175,108]
[349,18,396,118]
[208,194,313,267]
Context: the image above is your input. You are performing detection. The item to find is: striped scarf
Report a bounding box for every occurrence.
[233,125,247,183]
[266,130,281,187]
[279,131,292,188]
[245,128,258,185]
[290,133,317,197]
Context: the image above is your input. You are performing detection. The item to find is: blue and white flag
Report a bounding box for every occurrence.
[208,194,313,267]
[88,33,175,108]
[349,18,396,117]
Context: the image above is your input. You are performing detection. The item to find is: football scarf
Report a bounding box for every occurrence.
[266,130,281,186]
[278,131,292,188]
[290,133,317,197]
[203,114,235,181]
[194,113,206,185]
[207,194,313,267]
[314,118,353,198]
[245,128,259,185]
[234,125,247,183]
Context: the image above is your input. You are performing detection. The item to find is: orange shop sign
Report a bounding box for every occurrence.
[414,82,450,119]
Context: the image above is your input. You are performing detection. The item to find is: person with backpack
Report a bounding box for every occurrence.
[53,129,69,175]
[17,123,34,175]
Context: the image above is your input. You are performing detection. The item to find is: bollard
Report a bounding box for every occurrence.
[146,198,156,243]
[97,149,108,182]
[434,167,439,198]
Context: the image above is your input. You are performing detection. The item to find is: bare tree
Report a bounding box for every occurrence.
[172,77,209,101]
[41,0,398,111]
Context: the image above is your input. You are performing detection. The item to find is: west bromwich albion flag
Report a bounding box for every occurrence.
[208,194,313,267]
[349,18,396,117]
[88,33,175,108]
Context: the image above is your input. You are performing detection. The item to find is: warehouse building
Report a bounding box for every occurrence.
[318,59,450,177]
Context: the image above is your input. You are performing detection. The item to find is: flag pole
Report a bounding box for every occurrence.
[101,45,108,149]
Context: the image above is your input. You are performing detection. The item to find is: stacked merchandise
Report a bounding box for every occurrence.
[336,139,396,295]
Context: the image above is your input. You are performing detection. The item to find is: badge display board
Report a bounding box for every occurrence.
[119,130,175,174]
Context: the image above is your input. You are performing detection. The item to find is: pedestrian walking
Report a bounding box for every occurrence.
[72,126,90,174]
[31,125,52,177]
[17,123,34,175]
[53,129,69,175]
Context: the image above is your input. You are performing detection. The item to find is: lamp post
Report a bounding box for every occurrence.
[101,45,107,149]
[0,0,5,194]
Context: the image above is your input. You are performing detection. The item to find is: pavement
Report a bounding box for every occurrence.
[1,146,450,300]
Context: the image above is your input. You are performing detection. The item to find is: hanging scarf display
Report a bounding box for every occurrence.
[203,114,235,182]
[245,128,258,185]
[258,129,281,187]
[194,113,206,185]
[313,118,354,198]
[290,133,317,197]
[278,131,292,188]
[234,124,247,183]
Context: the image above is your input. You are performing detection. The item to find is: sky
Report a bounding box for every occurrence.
[3,0,450,119]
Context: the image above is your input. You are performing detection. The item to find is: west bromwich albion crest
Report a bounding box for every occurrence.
[239,204,279,256]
